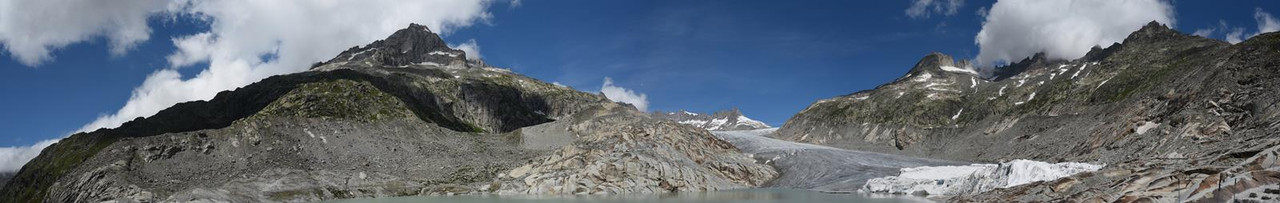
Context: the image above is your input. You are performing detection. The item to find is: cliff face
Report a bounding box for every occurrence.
[0,24,773,202]
[778,22,1280,201]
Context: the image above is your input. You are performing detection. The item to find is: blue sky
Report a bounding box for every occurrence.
[0,0,1277,148]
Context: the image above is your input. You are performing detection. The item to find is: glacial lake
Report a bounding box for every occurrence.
[322,189,931,203]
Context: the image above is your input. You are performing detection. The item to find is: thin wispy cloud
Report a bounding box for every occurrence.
[1191,8,1279,44]
[906,0,964,19]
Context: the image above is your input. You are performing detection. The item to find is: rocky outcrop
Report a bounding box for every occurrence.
[650,108,771,131]
[0,24,772,202]
[495,104,776,194]
[779,21,1280,200]
[0,172,12,187]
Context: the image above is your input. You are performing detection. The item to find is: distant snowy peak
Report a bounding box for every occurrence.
[652,108,771,131]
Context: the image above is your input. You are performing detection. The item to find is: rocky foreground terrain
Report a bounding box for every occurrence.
[778,21,1280,202]
[0,24,774,202]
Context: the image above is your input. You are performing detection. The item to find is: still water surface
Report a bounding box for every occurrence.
[324,189,932,203]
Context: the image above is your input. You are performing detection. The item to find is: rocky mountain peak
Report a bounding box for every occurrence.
[1121,21,1186,45]
[321,23,469,67]
[651,108,771,131]
[989,52,1059,81]
[900,52,979,81]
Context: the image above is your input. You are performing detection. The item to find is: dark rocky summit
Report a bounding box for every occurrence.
[777,21,1280,201]
[650,108,771,131]
[0,24,773,202]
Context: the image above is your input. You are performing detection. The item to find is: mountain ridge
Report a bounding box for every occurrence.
[777,21,1280,201]
[0,24,774,202]
[650,108,771,131]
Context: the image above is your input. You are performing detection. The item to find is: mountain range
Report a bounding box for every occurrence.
[650,108,771,131]
[778,21,1280,202]
[3,21,1279,203]
[0,24,774,202]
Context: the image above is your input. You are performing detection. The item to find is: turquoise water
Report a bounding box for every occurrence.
[323,189,931,203]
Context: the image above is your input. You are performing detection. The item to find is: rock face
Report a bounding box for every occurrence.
[495,104,776,195]
[0,172,12,187]
[0,24,773,202]
[650,108,771,131]
[778,21,1280,201]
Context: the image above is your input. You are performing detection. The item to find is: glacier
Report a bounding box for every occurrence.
[862,160,1103,196]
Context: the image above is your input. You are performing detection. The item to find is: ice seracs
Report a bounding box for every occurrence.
[863,160,1104,196]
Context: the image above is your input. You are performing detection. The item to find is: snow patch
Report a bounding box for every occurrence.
[912,73,933,82]
[1135,121,1159,135]
[428,51,460,57]
[952,109,964,120]
[708,118,729,129]
[345,48,373,61]
[734,115,771,129]
[414,61,442,67]
[864,160,1103,196]
[1015,92,1037,105]
[940,65,979,75]
[1072,63,1088,79]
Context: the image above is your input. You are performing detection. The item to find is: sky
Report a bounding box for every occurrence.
[0,0,1278,171]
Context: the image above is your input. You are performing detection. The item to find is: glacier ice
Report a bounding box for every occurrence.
[863,159,1103,196]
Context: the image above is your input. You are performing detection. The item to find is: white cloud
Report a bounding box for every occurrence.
[1195,8,1279,44]
[906,0,964,19]
[75,0,496,133]
[600,77,649,112]
[1257,8,1280,34]
[0,139,58,172]
[0,0,170,66]
[1225,27,1247,44]
[1192,28,1215,37]
[450,39,482,60]
[973,0,1175,67]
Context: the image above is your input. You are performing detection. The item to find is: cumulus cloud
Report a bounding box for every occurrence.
[0,0,170,66]
[906,0,964,19]
[600,77,649,112]
[0,139,59,172]
[450,39,482,60]
[74,0,496,133]
[974,0,1175,67]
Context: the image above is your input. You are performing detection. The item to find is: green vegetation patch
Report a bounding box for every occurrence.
[253,79,416,122]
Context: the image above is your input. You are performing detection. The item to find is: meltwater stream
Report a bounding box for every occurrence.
[710,128,966,192]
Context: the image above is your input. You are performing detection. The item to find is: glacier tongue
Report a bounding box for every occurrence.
[863,160,1103,196]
